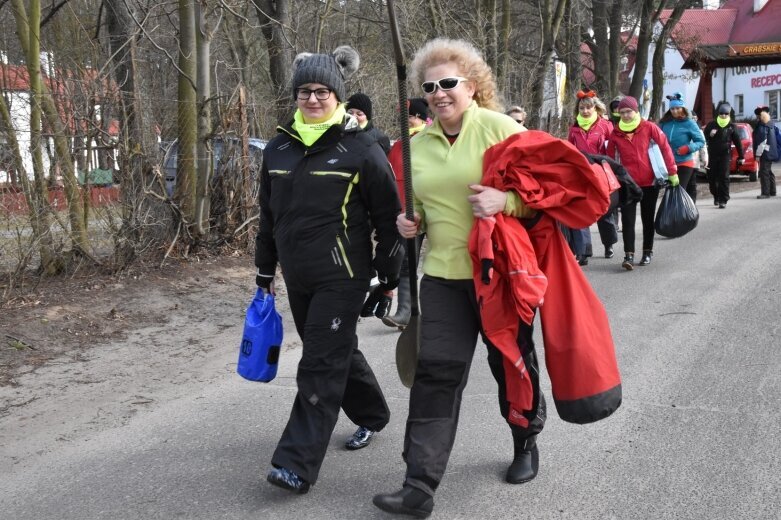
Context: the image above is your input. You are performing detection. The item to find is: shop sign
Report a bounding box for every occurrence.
[729,43,781,56]
[751,73,781,88]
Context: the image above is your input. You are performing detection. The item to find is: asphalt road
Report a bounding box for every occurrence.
[3,186,780,519]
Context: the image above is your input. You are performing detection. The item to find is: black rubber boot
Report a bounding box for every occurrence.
[372,486,434,518]
[505,435,539,484]
[382,277,411,329]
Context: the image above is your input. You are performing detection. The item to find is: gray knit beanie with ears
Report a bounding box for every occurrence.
[291,46,360,102]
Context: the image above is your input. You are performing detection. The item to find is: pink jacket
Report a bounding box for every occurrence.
[606,120,677,187]
[567,117,613,155]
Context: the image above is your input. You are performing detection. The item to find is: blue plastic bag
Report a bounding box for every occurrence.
[237,289,283,382]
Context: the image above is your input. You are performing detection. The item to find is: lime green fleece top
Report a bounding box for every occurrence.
[411,101,534,279]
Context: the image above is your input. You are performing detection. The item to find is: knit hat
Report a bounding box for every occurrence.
[292,46,360,102]
[716,102,732,115]
[408,98,429,120]
[666,92,685,108]
[754,105,770,116]
[617,96,639,112]
[346,93,373,120]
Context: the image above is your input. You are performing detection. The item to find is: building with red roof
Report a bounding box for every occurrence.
[0,57,120,186]
[644,0,781,122]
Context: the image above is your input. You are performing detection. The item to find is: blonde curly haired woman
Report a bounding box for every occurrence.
[373,38,545,518]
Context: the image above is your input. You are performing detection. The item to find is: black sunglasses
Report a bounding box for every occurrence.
[421,77,468,95]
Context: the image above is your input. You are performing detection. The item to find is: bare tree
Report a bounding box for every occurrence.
[648,1,686,120]
[175,0,198,227]
[528,0,569,130]
[254,0,294,125]
[11,0,89,256]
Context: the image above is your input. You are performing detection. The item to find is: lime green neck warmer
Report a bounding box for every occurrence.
[409,123,426,135]
[292,104,347,147]
[577,112,599,131]
[359,120,369,129]
[619,114,642,132]
[716,115,730,128]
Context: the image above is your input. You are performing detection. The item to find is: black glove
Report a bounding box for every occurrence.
[361,284,394,318]
[376,272,400,292]
[256,269,274,291]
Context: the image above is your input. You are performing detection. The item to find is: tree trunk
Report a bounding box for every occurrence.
[629,0,670,101]
[175,0,198,225]
[608,0,624,97]
[11,0,89,256]
[0,72,58,273]
[255,0,294,125]
[480,0,498,74]
[496,0,512,86]
[591,0,610,96]
[649,2,687,121]
[529,0,569,130]
[104,0,170,266]
[195,0,221,235]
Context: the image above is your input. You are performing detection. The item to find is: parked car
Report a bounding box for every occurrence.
[730,123,758,182]
[162,137,266,196]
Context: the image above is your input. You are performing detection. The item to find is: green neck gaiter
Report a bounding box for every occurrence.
[409,123,426,135]
[359,120,369,129]
[618,114,642,132]
[577,112,599,131]
[292,104,347,147]
[716,115,730,128]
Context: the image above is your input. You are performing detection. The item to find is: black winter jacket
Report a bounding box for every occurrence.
[584,154,643,209]
[703,121,743,158]
[363,123,392,155]
[255,117,403,291]
[752,121,780,162]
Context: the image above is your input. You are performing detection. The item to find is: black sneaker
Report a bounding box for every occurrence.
[604,246,614,259]
[267,467,310,494]
[373,487,434,518]
[639,251,653,266]
[622,254,634,271]
[757,194,770,199]
[345,426,375,450]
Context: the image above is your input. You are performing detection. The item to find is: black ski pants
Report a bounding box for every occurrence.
[271,279,390,484]
[759,157,777,196]
[403,276,546,497]
[708,153,731,204]
[622,185,660,254]
[676,165,697,203]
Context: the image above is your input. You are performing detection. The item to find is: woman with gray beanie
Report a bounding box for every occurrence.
[255,45,403,494]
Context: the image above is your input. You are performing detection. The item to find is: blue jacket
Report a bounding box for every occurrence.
[752,121,780,162]
[659,118,706,164]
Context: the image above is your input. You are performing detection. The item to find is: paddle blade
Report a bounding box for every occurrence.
[395,314,420,388]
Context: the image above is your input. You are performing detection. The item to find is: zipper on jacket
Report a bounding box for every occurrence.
[335,235,354,278]
[339,173,360,238]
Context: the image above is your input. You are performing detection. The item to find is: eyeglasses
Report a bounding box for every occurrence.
[421,77,468,95]
[296,88,333,101]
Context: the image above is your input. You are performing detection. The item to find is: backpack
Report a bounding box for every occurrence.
[774,125,781,160]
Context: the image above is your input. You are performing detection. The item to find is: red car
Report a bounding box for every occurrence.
[730,123,758,182]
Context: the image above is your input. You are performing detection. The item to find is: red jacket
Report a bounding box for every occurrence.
[388,129,424,208]
[469,131,622,425]
[606,119,677,187]
[567,117,613,155]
